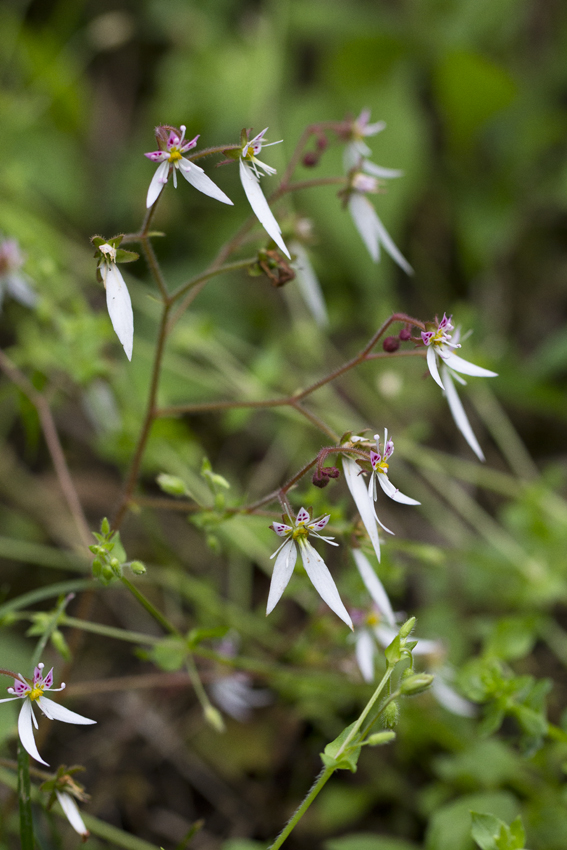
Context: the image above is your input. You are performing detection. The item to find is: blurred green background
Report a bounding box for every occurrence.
[2,1,567,849]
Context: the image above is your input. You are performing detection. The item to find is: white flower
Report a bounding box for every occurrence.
[289,240,329,327]
[343,450,383,563]
[210,673,272,722]
[239,129,290,259]
[422,314,498,460]
[343,109,387,168]
[56,791,89,837]
[369,428,420,517]
[145,125,233,208]
[347,172,413,274]
[0,663,96,765]
[98,243,134,361]
[0,237,37,310]
[268,507,352,628]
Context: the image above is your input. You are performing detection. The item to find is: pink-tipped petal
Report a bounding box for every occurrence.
[144,151,168,162]
[308,515,330,532]
[343,457,381,562]
[42,668,54,689]
[266,539,297,615]
[296,507,310,524]
[299,541,352,629]
[442,365,485,461]
[18,701,48,765]
[178,159,233,205]
[377,473,420,505]
[146,160,169,207]
[37,697,96,725]
[352,549,396,628]
[426,344,444,389]
[272,522,292,537]
[239,160,290,258]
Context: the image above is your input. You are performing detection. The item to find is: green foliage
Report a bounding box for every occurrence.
[470,812,526,850]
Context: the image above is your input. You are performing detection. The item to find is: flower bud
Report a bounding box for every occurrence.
[366,730,396,746]
[325,466,340,479]
[383,336,400,353]
[303,152,319,167]
[312,471,329,488]
[130,560,147,575]
[399,617,416,639]
[400,673,434,696]
[399,327,412,341]
[382,700,399,729]
[204,705,226,734]
[316,133,328,151]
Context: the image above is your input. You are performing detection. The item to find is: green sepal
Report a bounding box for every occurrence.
[384,634,402,665]
[320,722,362,772]
[114,248,139,264]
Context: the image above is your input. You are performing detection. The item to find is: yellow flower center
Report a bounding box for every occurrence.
[28,686,44,701]
[168,149,183,163]
[376,460,389,475]
[432,328,446,346]
[366,611,380,626]
[292,525,309,540]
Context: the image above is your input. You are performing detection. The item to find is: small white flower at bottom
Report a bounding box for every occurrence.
[0,663,96,765]
[99,243,134,361]
[268,507,352,628]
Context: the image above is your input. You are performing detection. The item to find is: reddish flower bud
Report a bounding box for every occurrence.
[399,327,411,341]
[316,133,328,151]
[383,336,400,352]
[312,471,329,488]
[325,466,340,479]
[302,152,319,167]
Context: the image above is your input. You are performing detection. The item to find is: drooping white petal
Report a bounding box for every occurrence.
[370,211,414,275]
[431,677,476,717]
[299,540,353,629]
[352,549,396,627]
[103,262,134,361]
[146,160,170,208]
[377,472,420,505]
[348,194,379,262]
[266,538,298,615]
[56,792,89,836]
[18,700,48,765]
[239,160,290,258]
[178,159,233,205]
[362,160,403,179]
[355,629,376,683]
[442,365,485,461]
[343,457,381,562]
[441,350,498,378]
[426,344,444,389]
[290,241,329,327]
[6,274,37,308]
[37,696,96,725]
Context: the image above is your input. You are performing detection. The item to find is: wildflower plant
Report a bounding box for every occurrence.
[1,98,555,850]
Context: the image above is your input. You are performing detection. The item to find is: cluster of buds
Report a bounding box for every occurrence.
[312,465,340,488]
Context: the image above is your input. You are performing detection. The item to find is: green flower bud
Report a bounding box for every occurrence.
[399,617,416,640]
[130,560,147,576]
[400,673,434,696]
[366,730,396,746]
[382,701,400,729]
[204,705,226,734]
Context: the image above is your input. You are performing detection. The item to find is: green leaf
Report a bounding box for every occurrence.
[150,637,187,671]
[321,722,362,772]
[471,812,503,850]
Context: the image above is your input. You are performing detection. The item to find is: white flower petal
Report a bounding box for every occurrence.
[18,700,48,765]
[103,262,133,360]
[239,160,290,258]
[371,211,413,275]
[6,274,37,308]
[442,365,485,461]
[432,677,476,717]
[178,159,233,205]
[426,344,444,389]
[352,549,396,627]
[290,241,329,327]
[37,696,96,725]
[362,160,403,179]
[441,350,498,378]
[56,792,89,836]
[146,160,169,208]
[355,629,376,682]
[266,538,298,615]
[299,540,353,629]
[377,472,420,505]
[343,457,381,562]
[348,194,379,262]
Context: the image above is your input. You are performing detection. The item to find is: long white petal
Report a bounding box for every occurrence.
[427,345,444,389]
[355,629,376,682]
[56,792,89,836]
[239,160,290,258]
[104,263,133,360]
[37,696,96,725]
[352,549,396,627]
[7,274,37,308]
[290,241,329,327]
[432,678,476,717]
[442,365,485,461]
[343,457,381,562]
[441,350,498,378]
[266,539,297,615]
[18,701,48,765]
[348,194,379,262]
[299,541,353,629]
[378,473,420,505]
[362,160,403,179]
[179,159,233,205]
[372,212,413,275]
[146,161,169,208]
